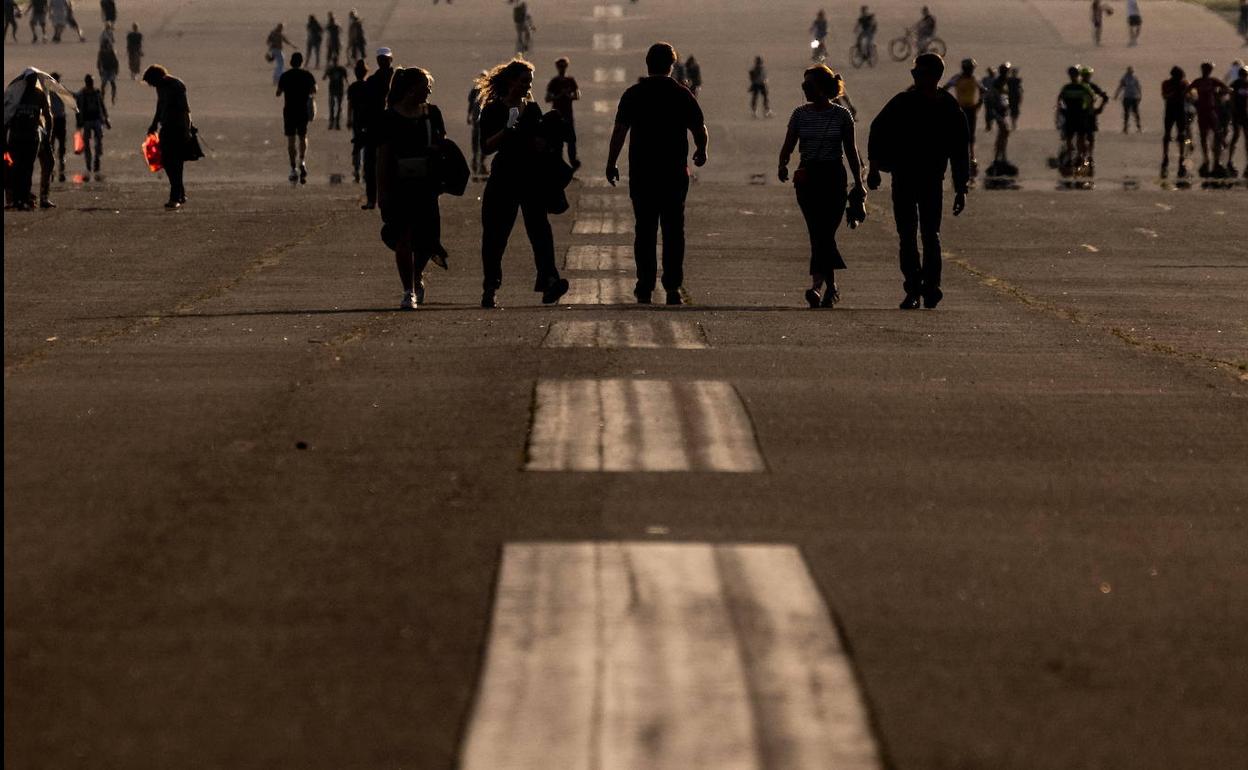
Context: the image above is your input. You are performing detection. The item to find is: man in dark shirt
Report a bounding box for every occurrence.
[323,61,348,130]
[126,23,143,79]
[545,57,580,169]
[868,53,969,310]
[606,42,709,305]
[360,46,394,209]
[100,0,116,24]
[277,51,317,184]
[346,59,369,183]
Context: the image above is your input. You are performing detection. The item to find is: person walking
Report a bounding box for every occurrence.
[4,71,55,210]
[143,63,193,209]
[4,0,20,43]
[943,58,983,177]
[606,42,709,306]
[1057,66,1096,174]
[810,9,828,62]
[1160,66,1189,177]
[475,58,570,309]
[685,56,702,97]
[325,12,341,67]
[99,0,115,24]
[776,64,864,309]
[347,10,367,64]
[359,46,395,209]
[544,57,581,169]
[306,15,323,70]
[75,73,110,179]
[1188,62,1230,176]
[125,23,143,80]
[1227,67,1247,176]
[1114,65,1143,132]
[324,59,348,130]
[50,0,85,43]
[276,50,316,184]
[266,23,295,85]
[28,0,48,43]
[868,53,969,310]
[97,23,120,104]
[377,67,448,310]
[1091,0,1111,46]
[347,58,369,183]
[749,56,772,117]
[467,72,486,175]
[1125,0,1142,46]
[1007,67,1023,129]
[1240,0,1247,43]
[48,71,68,182]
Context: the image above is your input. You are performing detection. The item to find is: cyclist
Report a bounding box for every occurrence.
[943,58,983,176]
[915,6,936,54]
[1057,66,1095,175]
[1160,66,1190,178]
[854,6,877,58]
[1079,65,1110,173]
[810,9,828,62]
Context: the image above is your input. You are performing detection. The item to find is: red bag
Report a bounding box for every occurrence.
[142,133,163,172]
[73,130,85,155]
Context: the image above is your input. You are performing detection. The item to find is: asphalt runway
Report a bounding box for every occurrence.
[5,1,1247,768]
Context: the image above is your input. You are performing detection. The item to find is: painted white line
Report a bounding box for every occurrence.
[593,4,624,19]
[573,214,634,235]
[566,244,633,270]
[593,99,612,114]
[460,542,883,769]
[526,379,763,472]
[594,66,628,83]
[592,32,624,51]
[1134,227,1159,239]
[544,320,708,349]
[1080,244,1099,253]
[562,277,633,305]
[578,194,633,212]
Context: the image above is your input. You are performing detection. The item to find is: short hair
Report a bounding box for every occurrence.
[142,64,168,84]
[913,52,944,77]
[291,51,304,67]
[354,59,368,77]
[645,42,678,75]
[84,73,94,85]
[1201,62,1214,74]
[555,57,569,69]
[803,64,845,100]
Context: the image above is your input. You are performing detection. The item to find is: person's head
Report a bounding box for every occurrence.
[290,51,304,69]
[1201,62,1213,77]
[1079,65,1094,81]
[387,66,433,108]
[142,64,168,86]
[754,56,763,66]
[861,5,869,14]
[376,47,394,70]
[131,22,138,32]
[328,11,335,22]
[476,58,535,105]
[84,74,95,89]
[998,62,1009,77]
[1125,65,1134,76]
[912,52,944,88]
[354,59,368,80]
[308,14,316,24]
[645,42,678,76]
[817,9,826,19]
[1068,66,1081,82]
[922,5,930,15]
[555,56,569,74]
[960,57,975,75]
[275,23,283,32]
[1170,66,1185,80]
[51,71,61,82]
[802,64,844,102]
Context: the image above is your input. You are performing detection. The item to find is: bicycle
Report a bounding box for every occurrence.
[810,37,828,64]
[888,27,946,62]
[849,38,878,68]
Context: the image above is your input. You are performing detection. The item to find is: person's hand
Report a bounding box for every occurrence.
[105,120,112,130]
[606,165,620,187]
[777,164,788,182]
[953,191,966,216]
[867,167,881,190]
[147,124,158,135]
[692,148,707,167]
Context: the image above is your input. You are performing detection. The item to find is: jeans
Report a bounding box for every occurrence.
[891,175,944,294]
[631,175,690,293]
[81,120,104,172]
[270,48,284,84]
[328,92,343,129]
[795,161,848,276]
[480,175,558,291]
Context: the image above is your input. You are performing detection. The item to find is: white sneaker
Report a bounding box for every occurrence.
[399,291,417,310]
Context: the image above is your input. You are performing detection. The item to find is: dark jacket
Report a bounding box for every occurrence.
[868,88,970,193]
[148,75,190,135]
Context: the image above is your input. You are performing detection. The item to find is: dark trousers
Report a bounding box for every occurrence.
[162,131,186,202]
[51,116,66,175]
[631,176,689,293]
[1122,98,1141,130]
[363,140,378,204]
[8,136,38,203]
[480,175,558,291]
[351,138,364,177]
[891,175,944,294]
[328,92,343,129]
[794,161,848,277]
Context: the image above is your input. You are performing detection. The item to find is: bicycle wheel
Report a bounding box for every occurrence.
[849,45,865,68]
[926,37,947,57]
[889,36,911,62]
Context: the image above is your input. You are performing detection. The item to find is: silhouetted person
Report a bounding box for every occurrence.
[606,42,708,305]
[1188,62,1230,175]
[1229,68,1247,176]
[97,23,119,104]
[28,0,49,43]
[75,73,110,178]
[476,59,570,309]
[4,0,20,43]
[126,23,143,80]
[325,12,341,66]
[4,72,54,209]
[306,15,323,69]
[868,53,969,310]
[347,10,366,63]
[277,50,316,183]
[266,23,295,85]
[324,60,348,130]
[777,64,864,309]
[1160,66,1189,177]
[468,72,486,175]
[545,57,580,169]
[347,58,369,183]
[749,57,772,117]
[143,64,192,208]
[100,0,115,24]
[360,46,394,208]
[1114,66,1142,133]
[49,71,69,182]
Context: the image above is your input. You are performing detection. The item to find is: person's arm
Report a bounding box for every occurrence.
[1113,79,1123,100]
[148,87,162,134]
[571,78,580,101]
[689,95,708,166]
[481,104,512,154]
[947,100,970,211]
[605,122,628,185]
[777,116,798,182]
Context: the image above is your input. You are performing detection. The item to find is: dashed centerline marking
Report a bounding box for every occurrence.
[592,32,624,51]
[594,66,627,83]
[526,379,764,472]
[592,4,624,19]
[544,320,708,349]
[460,542,882,769]
[1081,244,1100,253]
[573,214,634,234]
[577,194,633,212]
[565,244,633,270]
[1134,227,1159,239]
[563,277,633,305]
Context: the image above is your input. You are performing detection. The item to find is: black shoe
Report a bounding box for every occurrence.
[481,289,497,309]
[923,287,943,309]
[804,288,821,308]
[361,201,376,210]
[820,287,840,308]
[39,198,56,209]
[164,200,182,210]
[899,293,921,310]
[570,159,581,170]
[665,289,684,306]
[634,288,652,304]
[541,278,570,305]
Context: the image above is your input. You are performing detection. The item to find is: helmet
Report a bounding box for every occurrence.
[1078,65,1094,77]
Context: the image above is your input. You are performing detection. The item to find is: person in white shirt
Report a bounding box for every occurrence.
[1113,66,1143,132]
[1126,0,1143,46]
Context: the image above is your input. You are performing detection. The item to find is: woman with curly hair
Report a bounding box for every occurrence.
[475,58,568,309]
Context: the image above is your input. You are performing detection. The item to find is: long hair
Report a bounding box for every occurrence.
[387,66,433,108]
[475,58,533,108]
[804,64,845,100]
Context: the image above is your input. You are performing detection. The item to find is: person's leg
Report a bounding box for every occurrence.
[995,121,1009,162]
[37,139,53,203]
[762,85,770,114]
[298,133,308,166]
[750,88,758,116]
[395,229,417,294]
[631,190,660,296]
[363,141,378,204]
[520,193,559,286]
[83,124,95,172]
[917,177,945,297]
[891,178,922,296]
[657,177,689,293]
[566,117,578,165]
[352,140,362,181]
[480,179,519,292]
[91,123,103,172]
[286,134,297,170]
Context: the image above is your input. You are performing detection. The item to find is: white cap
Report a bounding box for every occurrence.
[376,47,393,58]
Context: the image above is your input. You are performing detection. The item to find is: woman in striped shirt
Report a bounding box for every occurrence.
[778,65,865,308]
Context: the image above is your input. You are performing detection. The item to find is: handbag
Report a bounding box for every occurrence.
[185,126,205,161]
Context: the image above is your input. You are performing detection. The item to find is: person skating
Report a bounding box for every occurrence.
[1057,66,1095,175]
[1114,66,1143,132]
[475,58,570,308]
[125,23,143,80]
[943,58,983,177]
[606,42,709,306]
[467,72,486,175]
[143,63,193,209]
[777,64,864,309]
[376,67,447,310]
[1007,67,1023,129]
[74,73,110,179]
[749,56,772,117]
[324,60,348,131]
[347,58,369,183]
[276,51,316,184]
[97,22,119,104]
[868,52,969,310]
[306,15,323,70]
[544,57,581,169]
[1160,66,1190,177]
[360,46,395,209]
[914,6,936,53]
[4,71,56,210]
[266,24,296,85]
[1187,62,1230,176]
[325,12,341,67]
[1125,0,1142,46]
[985,63,1013,170]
